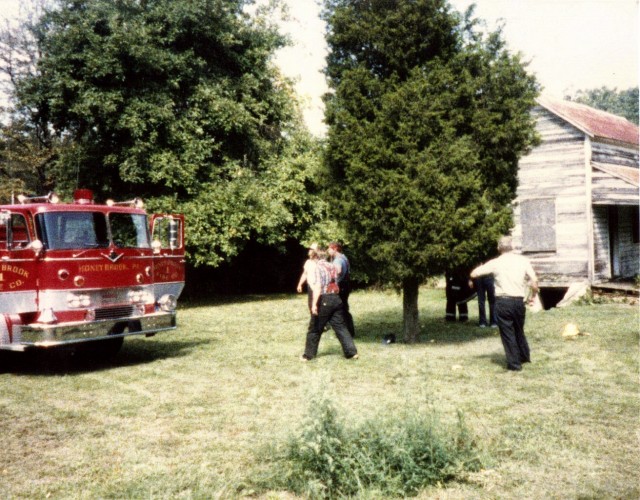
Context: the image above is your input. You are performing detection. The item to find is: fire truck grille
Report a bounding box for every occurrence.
[94,305,136,321]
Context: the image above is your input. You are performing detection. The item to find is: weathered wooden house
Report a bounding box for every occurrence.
[512,96,639,303]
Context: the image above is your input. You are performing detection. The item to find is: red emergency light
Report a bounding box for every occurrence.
[73,189,94,204]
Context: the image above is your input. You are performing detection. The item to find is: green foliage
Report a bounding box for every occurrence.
[323,1,539,284]
[321,0,539,340]
[570,86,639,125]
[7,0,322,266]
[255,395,485,498]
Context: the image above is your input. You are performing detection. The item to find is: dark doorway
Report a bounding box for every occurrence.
[539,287,569,309]
[608,206,620,278]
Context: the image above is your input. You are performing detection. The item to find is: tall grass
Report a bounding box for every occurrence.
[254,393,485,498]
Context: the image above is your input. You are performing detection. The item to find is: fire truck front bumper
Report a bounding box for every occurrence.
[11,311,177,350]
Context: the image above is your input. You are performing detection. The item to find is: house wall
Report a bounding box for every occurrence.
[592,142,639,205]
[591,142,639,280]
[592,169,639,205]
[592,141,638,168]
[513,107,590,285]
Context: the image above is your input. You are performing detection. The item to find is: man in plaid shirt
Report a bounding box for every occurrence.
[301,247,358,361]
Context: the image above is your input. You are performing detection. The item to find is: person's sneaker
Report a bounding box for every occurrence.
[479,323,487,328]
[300,355,311,362]
[347,353,359,360]
[490,324,498,328]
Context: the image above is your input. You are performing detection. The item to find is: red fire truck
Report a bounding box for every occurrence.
[0,189,185,355]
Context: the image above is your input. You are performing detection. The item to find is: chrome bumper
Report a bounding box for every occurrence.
[6,311,177,350]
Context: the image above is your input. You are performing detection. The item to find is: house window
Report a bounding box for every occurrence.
[520,198,556,252]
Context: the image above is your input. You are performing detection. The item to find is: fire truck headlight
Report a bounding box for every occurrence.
[67,293,91,308]
[128,289,153,304]
[158,294,177,312]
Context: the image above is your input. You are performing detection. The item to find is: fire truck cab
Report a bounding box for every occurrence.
[0,189,185,354]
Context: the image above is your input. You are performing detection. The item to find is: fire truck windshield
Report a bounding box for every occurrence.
[109,213,150,249]
[36,212,150,250]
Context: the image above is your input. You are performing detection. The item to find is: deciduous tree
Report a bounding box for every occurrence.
[7,0,320,266]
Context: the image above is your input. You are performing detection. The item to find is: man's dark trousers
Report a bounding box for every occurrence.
[304,294,357,359]
[476,276,496,326]
[495,297,530,370]
[339,281,355,336]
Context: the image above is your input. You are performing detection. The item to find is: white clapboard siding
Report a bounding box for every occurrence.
[592,141,638,167]
[514,108,591,284]
[592,164,638,204]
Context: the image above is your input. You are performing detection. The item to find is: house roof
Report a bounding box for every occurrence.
[537,95,639,146]
[592,162,640,187]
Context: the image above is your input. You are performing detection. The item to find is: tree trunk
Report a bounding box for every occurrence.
[402,278,420,343]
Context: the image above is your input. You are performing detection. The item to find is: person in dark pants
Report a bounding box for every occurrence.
[302,247,358,361]
[475,275,497,327]
[328,242,355,337]
[445,268,474,322]
[470,236,538,371]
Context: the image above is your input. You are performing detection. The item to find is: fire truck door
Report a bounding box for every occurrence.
[0,211,38,313]
[150,215,185,296]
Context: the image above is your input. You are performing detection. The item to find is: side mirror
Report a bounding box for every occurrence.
[152,240,162,255]
[30,239,44,257]
[169,219,179,250]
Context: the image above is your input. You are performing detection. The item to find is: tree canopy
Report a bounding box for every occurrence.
[3,0,322,266]
[322,0,539,342]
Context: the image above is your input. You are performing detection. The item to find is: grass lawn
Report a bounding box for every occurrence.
[0,287,638,498]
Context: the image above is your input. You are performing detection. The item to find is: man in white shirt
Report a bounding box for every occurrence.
[470,236,539,371]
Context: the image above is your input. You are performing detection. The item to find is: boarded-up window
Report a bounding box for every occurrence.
[521,198,556,252]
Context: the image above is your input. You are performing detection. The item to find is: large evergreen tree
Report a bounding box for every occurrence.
[8,0,319,266]
[322,0,539,342]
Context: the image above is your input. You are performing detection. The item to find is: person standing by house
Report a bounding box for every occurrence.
[301,246,358,361]
[445,267,474,322]
[328,242,355,337]
[470,236,539,371]
[475,275,497,328]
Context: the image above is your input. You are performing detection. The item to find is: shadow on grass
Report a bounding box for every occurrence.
[180,293,294,309]
[476,352,509,368]
[0,337,211,376]
[352,308,499,346]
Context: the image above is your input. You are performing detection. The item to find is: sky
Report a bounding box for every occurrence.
[275,0,639,136]
[0,0,637,136]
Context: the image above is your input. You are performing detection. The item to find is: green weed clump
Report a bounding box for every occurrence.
[256,396,485,498]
